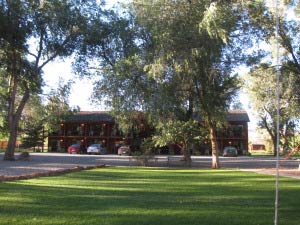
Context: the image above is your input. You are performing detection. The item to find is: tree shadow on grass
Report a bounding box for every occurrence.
[0,168,299,225]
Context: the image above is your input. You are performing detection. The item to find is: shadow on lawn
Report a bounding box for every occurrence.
[0,168,299,225]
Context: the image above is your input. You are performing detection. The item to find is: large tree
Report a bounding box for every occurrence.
[246,63,298,155]
[86,1,269,168]
[243,0,300,155]
[0,0,111,160]
[131,0,254,168]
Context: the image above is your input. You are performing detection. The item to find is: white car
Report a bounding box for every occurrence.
[87,144,107,155]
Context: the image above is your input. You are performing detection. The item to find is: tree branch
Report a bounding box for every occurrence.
[38,30,76,70]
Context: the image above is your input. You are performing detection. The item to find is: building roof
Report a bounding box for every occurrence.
[63,110,249,123]
[63,111,114,123]
[227,110,250,122]
[193,110,250,123]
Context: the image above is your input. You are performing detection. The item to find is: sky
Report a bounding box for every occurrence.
[43,59,100,111]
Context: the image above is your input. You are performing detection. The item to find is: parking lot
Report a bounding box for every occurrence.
[0,152,299,179]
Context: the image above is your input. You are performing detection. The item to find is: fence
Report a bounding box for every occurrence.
[0,141,22,149]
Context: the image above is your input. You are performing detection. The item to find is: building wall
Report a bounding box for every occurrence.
[216,122,249,154]
[48,113,249,155]
[48,121,133,153]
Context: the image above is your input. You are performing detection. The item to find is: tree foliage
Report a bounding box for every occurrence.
[0,0,111,160]
[132,0,252,168]
[244,0,300,155]
[89,0,268,168]
[246,63,298,154]
[19,80,74,150]
[21,121,44,150]
[19,94,45,150]
[152,120,207,162]
[44,79,76,133]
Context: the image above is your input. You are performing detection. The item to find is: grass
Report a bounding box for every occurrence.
[0,167,299,225]
[248,150,274,156]
[288,152,300,159]
[0,148,48,153]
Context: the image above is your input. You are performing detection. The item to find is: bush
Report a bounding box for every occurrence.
[132,151,142,156]
[133,138,156,166]
[134,154,155,166]
[245,152,252,156]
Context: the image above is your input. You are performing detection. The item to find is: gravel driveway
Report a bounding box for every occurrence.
[0,152,299,180]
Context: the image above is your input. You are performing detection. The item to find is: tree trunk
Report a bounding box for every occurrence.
[261,116,278,156]
[182,143,192,164]
[270,130,277,157]
[4,127,18,161]
[209,125,220,169]
[4,78,30,161]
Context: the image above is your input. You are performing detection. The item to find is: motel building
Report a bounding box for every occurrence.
[48,110,249,155]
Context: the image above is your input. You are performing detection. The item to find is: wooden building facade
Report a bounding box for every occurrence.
[48,110,249,155]
[48,111,140,154]
[216,110,249,154]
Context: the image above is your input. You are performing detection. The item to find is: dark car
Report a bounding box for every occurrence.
[87,144,107,155]
[67,144,81,154]
[118,145,131,156]
[223,146,238,157]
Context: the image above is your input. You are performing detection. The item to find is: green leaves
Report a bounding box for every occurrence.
[44,79,74,133]
[0,0,112,158]
[152,120,206,148]
[199,2,230,44]
[245,61,298,152]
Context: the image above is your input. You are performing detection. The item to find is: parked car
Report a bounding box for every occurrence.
[118,145,131,156]
[67,144,81,154]
[223,146,238,157]
[87,144,107,155]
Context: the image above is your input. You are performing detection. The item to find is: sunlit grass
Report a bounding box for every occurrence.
[0,167,299,225]
[0,148,45,153]
[249,150,273,156]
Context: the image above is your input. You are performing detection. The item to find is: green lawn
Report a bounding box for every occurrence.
[0,167,299,225]
[0,148,45,153]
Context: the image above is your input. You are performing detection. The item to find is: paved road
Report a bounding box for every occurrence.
[0,153,299,178]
